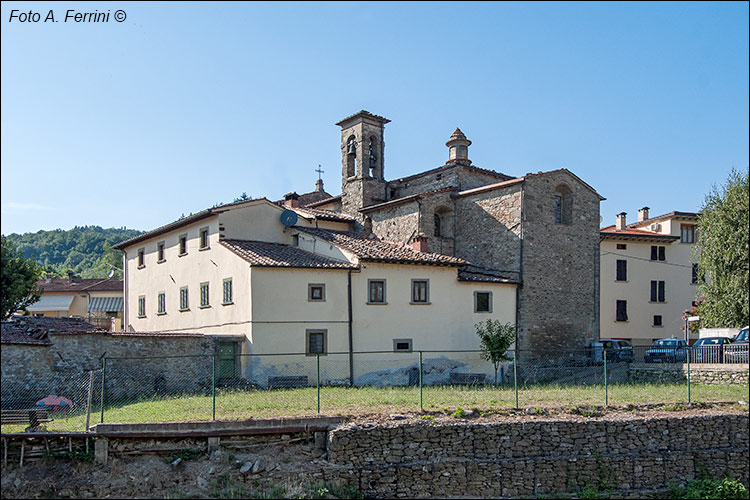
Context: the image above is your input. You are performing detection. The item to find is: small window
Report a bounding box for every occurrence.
[306,329,327,355]
[199,227,210,250]
[653,315,662,327]
[616,244,627,250]
[292,234,299,247]
[137,296,146,318]
[393,339,413,352]
[157,292,166,315]
[474,291,492,313]
[554,185,573,224]
[616,300,628,322]
[411,279,429,304]
[650,281,665,302]
[137,248,145,268]
[200,282,210,308]
[650,246,666,261]
[223,278,233,304]
[157,242,165,262]
[308,283,326,302]
[179,234,188,256]
[434,214,441,237]
[616,260,627,281]
[180,287,189,311]
[681,224,695,244]
[368,279,386,304]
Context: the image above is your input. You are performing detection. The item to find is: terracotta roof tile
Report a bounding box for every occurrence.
[295,227,466,266]
[600,225,680,241]
[38,278,123,293]
[220,239,356,269]
[457,265,520,284]
[293,207,355,222]
[1,316,104,345]
[305,194,342,208]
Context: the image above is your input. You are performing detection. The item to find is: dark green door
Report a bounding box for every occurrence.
[218,343,236,380]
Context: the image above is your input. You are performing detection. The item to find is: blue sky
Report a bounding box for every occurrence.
[1,1,748,235]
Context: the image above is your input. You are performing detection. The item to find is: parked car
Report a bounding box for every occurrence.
[600,339,634,363]
[689,337,733,363]
[644,338,687,363]
[724,327,749,364]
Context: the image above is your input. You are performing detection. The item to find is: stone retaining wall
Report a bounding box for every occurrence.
[629,364,749,385]
[327,413,749,498]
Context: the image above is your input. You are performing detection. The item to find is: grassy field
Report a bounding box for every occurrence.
[2,382,747,433]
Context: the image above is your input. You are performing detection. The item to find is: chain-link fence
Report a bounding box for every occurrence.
[2,345,747,431]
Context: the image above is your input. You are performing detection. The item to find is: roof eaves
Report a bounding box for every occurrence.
[113,209,215,250]
[453,177,525,198]
[627,211,700,228]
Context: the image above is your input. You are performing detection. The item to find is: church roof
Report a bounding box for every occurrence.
[295,227,466,266]
[220,239,356,269]
[305,194,342,208]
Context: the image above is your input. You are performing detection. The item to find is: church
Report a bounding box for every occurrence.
[114,110,602,384]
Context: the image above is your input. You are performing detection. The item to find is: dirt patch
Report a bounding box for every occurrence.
[2,401,748,499]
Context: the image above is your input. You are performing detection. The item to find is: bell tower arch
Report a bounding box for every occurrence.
[336,110,390,222]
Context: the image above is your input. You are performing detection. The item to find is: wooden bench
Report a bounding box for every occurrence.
[449,372,487,386]
[268,376,308,389]
[1,409,53,431]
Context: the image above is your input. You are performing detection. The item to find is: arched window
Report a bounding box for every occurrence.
[434,206,453,237]
[554,184,573,224]
[434,214,441,237]
[345,136,356,177]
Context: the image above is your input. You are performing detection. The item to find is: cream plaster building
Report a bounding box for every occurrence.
[600,208,700,347]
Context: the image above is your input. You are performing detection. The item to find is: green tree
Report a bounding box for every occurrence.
[695,168,749,328]
[1,236,43,319]
[233,192,252,203]
[475,319,516,384]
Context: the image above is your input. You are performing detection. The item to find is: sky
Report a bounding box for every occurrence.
[1,1,748,235]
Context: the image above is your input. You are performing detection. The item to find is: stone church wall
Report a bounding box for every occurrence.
[368,200,421,245]
[517,170,601,360]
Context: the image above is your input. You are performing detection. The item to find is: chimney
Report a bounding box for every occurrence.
[283,192,300,208]
[445,128,472,165]
[616,212,627,230]
[67,271,75,283]
[638,206,650,222]
[411,233,429,253]
[315,179,324,192]
[45,273,53,284]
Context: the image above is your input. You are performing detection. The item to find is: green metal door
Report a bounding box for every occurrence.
[218,343,236,380]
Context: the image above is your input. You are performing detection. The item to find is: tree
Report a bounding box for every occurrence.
[475,319,516,384]
[695,168,749,328]
[233,192,252,203]
[1,236,43,319]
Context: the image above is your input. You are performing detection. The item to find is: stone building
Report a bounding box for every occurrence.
[310,111,604,359]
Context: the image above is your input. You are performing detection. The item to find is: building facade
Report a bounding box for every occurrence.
[600,208,700,347]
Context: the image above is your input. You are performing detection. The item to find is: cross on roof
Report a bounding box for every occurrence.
[316,165,324,180]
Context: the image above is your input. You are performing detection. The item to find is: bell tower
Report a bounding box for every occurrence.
[336,110,390,223]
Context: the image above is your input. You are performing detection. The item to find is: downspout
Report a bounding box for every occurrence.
[515,182,525,359]
[122,251,128,331]
[347,269,354,386]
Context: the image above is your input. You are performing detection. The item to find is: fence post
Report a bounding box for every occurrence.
[212,355,216,421]
[687,346,691,403]
[85,370,95,432]
[604,349,608,406]
[419,351,423,412]
[316,354,321,415]
[513,350,518,409]
[99,358,107,424]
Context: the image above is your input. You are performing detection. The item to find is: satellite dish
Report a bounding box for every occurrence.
[280,209,298,227]
[108,270,115,278]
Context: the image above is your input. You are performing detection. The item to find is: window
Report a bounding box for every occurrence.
[180,287,189,311]
[223,278,233,304]
[137,248,145,268]
[434,214,441,236]
[616,260,627,281]
[616,244,627,250]
[411,279,429,304]
[292,234,299,247]
[157,292,166,315]
[650,246,666,261]
[179,234,188,256]
[616,300,628,322]
[137,296,146,318]
[367,279,386,304]
[199,227,210,250]
[650,280,666,302]
[157,242,165,262]
[681,224,695,244]
[308,283,325,302]
[306,329,327,355]
[200,282,210,308]
[691,263,698,284]
[554,185,573,224]
[474,291,492,313]
[393,339,413,352]
[653,315,663,327]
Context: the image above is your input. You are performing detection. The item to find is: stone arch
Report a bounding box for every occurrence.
[345,135,357,178]
[368,136,380,179]
[554,183,573,224]
[434,205,453,237]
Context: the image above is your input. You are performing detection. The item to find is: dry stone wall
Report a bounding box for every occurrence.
[629,364,749,385]
[327,413,749,498]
